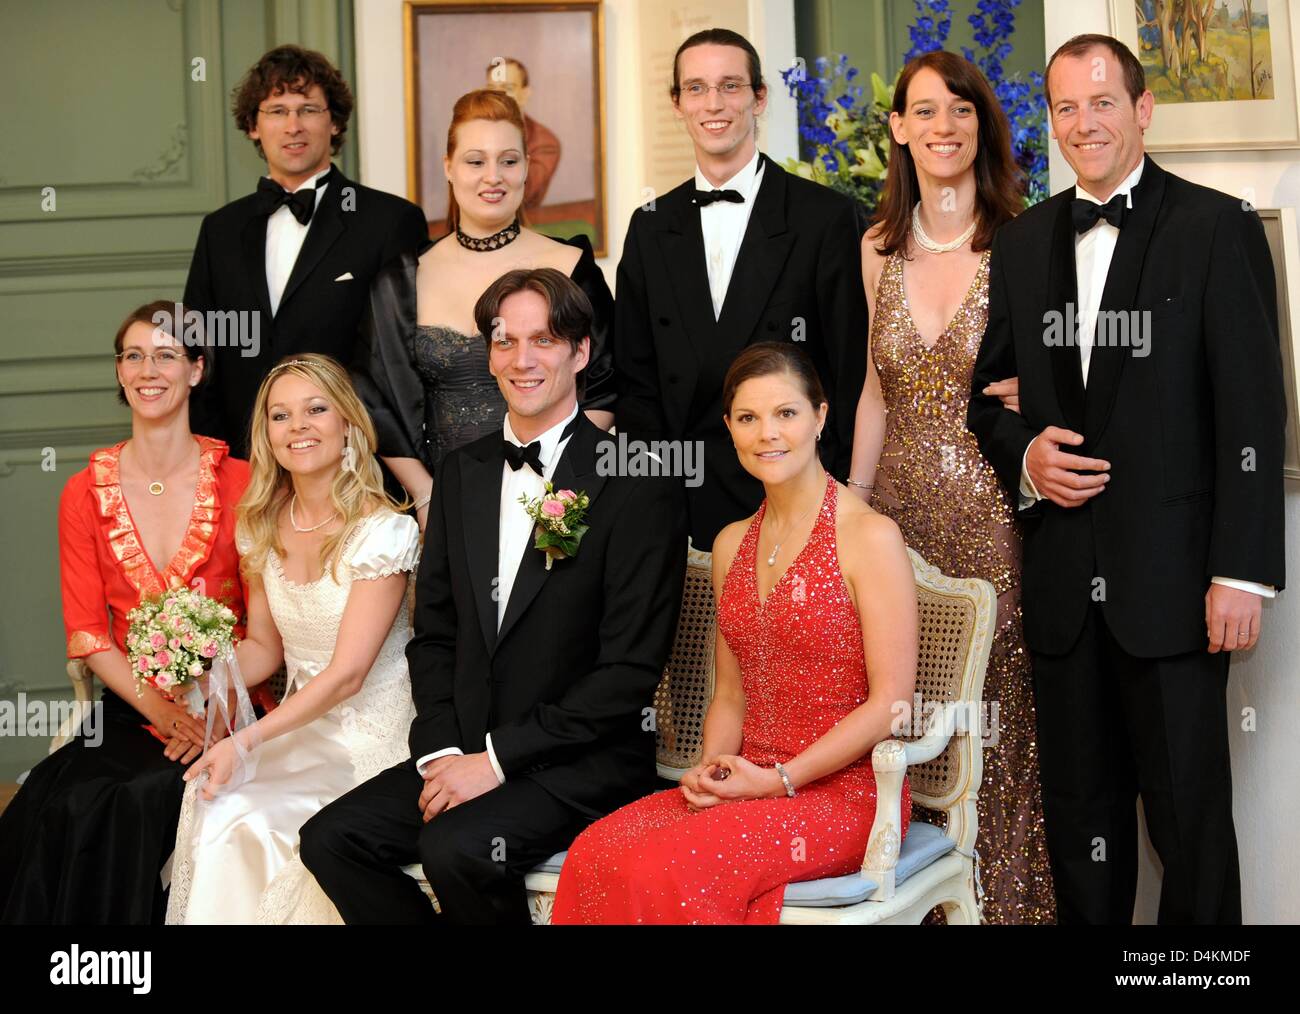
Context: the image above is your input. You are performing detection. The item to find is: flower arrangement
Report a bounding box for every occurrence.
[781,0,1049,214]
[518,483,591,570]
[126,583,238,712]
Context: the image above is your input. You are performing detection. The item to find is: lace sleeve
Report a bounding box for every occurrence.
[346,511,420,581]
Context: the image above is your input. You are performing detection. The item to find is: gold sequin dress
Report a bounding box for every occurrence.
[870,250,1055,924]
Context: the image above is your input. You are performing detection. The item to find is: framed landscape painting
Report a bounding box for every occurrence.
[1109,0,1300,149]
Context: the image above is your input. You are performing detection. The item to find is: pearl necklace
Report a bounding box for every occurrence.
[289,493,339,533]
[911,204,976,254]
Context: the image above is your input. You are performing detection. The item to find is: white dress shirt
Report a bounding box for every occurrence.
[265,166,330,316]
[696,149,764,319]
[1018,161,1273,598]
[415,403,581,783]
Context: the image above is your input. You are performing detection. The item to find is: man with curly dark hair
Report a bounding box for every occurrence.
[185,45,428,458]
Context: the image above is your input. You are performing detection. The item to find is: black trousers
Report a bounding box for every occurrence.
[299,760,591,925]
[1031,602,1241,924]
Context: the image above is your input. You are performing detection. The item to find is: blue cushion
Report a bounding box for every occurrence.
[781,820,955,907]
[527,820,955,907]
[531,850,568,875]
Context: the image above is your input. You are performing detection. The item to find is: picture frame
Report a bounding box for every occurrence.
[1257,208,1300,479]
[1108,0,1300,150]
[403,0,608,254]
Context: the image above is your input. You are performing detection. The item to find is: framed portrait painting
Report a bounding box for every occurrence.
[1108,0,1300,150]
[404,0,607,254]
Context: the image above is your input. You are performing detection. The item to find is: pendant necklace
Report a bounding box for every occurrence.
[766,488,822,567]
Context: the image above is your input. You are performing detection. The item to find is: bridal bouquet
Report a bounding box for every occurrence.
[518,483,590,570]
[126,583,238,716]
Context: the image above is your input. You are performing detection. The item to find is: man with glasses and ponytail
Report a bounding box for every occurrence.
[614,28,869,551]
[185,45,427,458]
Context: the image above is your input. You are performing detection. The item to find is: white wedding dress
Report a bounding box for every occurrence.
[166,510,420,924]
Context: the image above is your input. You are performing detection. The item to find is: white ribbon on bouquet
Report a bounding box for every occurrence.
[200,647,262,794]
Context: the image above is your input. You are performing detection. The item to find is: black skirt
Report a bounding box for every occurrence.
[0,687,185,924]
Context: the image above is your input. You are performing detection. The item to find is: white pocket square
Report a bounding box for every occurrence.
[334,272,354,281]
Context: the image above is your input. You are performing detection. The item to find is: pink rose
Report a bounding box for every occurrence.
[557,489,577,502]
[181,633,194,647]
[136,656,151,673]
[542,499,566,518]
[154,650,171,668]
[201,641,219,658]
[150,632,167,650]
[156,672,174,689]
[173,615,186,630]
[169,638,181,651]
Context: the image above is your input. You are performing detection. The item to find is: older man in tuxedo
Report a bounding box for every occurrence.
[300,268,687,924]
[615,28,868,550]
[185,45,427,457]
[968,34,1285,924]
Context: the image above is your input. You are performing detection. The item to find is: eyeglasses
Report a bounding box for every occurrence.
[258,104,330,122]
[680,81,753,100]
[116,350,187,368]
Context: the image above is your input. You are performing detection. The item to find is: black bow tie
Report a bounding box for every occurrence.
[1071,192,1127,234]
[503,439,544,476]
[502,414,582,476]
[256,175,323,225]
[692,188,744,207]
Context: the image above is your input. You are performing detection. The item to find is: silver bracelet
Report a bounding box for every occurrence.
[413,494,431,511]
[774,761,796,798]
[846,478,874,491]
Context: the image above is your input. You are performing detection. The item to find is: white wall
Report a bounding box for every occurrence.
[1045,0,1300,925]
[354,0,798,282]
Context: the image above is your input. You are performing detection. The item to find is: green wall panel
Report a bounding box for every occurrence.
[0,0,356,779]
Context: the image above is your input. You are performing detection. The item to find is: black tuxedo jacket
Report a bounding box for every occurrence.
[968,156,1285,657]
[184,164,428,458]
[408,414,688,819]
[614,153,869,549]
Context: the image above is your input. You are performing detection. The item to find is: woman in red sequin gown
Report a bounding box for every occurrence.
[553,344,917,924]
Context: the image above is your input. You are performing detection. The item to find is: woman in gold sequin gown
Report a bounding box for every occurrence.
[849,52,1055,924]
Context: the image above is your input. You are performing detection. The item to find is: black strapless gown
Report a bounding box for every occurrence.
[354,233,616,475]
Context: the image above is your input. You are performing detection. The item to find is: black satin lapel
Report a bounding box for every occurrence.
[659,201,717,353]
[715,195,795,360]
[462,449,503,656]
[277,171,346,317]
[1084,158,1166,441]
[496,419,609,648]
[1047,198,1086,432]
[240,214,273,327]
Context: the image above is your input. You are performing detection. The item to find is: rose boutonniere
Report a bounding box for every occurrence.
[518,482,591,570]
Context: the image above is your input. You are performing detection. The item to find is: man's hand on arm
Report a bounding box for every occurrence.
[1023,426,1111,508]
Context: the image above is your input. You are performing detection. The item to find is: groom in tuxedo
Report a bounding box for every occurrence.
[185,45,427,457]
[968,35,1285,924]
[300,269,688,924]
[614,28,868,550]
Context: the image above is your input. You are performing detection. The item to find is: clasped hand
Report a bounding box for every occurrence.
[679,755,784,811]
[418,753,498,822]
